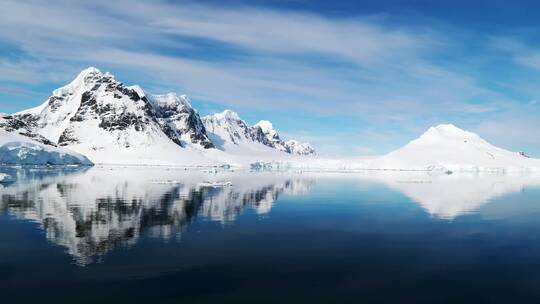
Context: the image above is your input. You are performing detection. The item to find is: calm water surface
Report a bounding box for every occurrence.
[2,167,540,303]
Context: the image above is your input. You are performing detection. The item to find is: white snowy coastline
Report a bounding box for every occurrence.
[0,130,92,166]
[2,68,540,172]
[2,125,540,172]
[1,165,539,267]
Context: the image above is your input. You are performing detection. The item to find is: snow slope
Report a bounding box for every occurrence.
[0,114,57,146]
[0,129,92,165]
[370,124,540,172]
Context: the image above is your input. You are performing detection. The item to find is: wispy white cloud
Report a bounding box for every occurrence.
[489,36,540,74]
[0,0,537,155]
[0,0,492,111]
[474,115,540,147]
[461,104,499,114]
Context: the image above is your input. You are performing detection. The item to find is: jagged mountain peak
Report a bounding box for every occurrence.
[252,119,286,152]
[203,110,252,146]
[79,66,102,76]
[13,68,215,164]
[254,120,275,134]
[152,92,191,105]
[149,93,193,114]
[203,112,315,156]
[213,109,241,121]
[127,84,146,98]
[285,140,316,156]
[9,67,315,164]
[53,67,108,96]
[72,66,104,83]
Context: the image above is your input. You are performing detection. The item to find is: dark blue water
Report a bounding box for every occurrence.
[2,167,540,303]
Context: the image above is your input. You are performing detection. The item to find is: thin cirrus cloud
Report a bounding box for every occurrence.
[0,0,539,155]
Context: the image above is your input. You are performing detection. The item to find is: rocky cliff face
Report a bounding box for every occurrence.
[203,111,316,155]
[0,114,57,146]
[16,67,213,151]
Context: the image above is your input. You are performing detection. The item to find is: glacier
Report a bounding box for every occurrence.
[0,130,92,166]
[0,115,92,166]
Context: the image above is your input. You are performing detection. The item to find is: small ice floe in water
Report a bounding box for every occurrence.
[197,181,233,188]
[151,179,182,185]
[0,173,14,183]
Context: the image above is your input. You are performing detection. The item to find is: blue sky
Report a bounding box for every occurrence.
[2,0,540,156]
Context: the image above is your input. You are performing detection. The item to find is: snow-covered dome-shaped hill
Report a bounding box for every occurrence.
[369,124,540,172]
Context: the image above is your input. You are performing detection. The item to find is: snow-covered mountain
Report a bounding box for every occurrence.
[254,120,288,152]
[13,67,220,165]
[284,140,316,156]
[0,114,92,165]
[8,67,314,166]
[203,110,315,156]
[370,124,540,172]
[9,68,539,171]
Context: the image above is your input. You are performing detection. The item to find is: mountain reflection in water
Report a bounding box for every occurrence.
[0,167,313,265]
[1,167,540,266]
[4,168,540,303]
[358,171,540,219]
